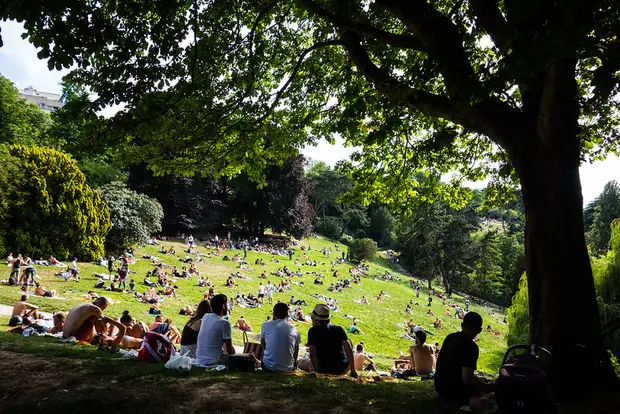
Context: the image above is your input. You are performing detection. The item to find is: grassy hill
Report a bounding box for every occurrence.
[0,236,508,372]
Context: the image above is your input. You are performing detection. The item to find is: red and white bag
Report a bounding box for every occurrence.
[138,332,176,363]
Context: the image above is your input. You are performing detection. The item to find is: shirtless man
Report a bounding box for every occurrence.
[410,330,436,377]
[34,282,56,298]
[12,295,40,319]
[63,297,110,342]
[354,343,377,372]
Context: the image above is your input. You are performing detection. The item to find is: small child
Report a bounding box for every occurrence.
[128,279,136,292]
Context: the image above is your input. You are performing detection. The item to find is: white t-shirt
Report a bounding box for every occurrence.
[196,314,232,366]
[267,284,274,296]
[261,319,301,371]
[258,285,265,295]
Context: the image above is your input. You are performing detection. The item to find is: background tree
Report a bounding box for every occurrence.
[0,75,51,146]
[6,0,620,387]
[588,181,620,256]
[99,182,164,252]
[2,145,110,260]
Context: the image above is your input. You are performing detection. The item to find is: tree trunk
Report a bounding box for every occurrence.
[515,144,616,397]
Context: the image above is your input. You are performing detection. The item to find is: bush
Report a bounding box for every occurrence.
[99,182,163,252]
[3,145,111,260]
[348,238,378,263]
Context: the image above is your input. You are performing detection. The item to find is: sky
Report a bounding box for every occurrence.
[1,20,619,205]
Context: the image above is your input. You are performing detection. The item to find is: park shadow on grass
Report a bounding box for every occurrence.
[1,333,618,414]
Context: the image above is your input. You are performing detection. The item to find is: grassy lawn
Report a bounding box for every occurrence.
[1,331,619,414]
[1,236,508,372]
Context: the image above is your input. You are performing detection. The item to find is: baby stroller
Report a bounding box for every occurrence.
[496,344,558,414]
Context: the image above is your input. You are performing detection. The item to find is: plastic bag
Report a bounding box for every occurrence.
[164,352,193,370]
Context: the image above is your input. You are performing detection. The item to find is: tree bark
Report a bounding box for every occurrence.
[515,139,616,397]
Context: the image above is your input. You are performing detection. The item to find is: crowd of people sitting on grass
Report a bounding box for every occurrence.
[6,290,498,410]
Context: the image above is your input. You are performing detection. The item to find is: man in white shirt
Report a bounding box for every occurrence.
[196,294,236,366]
[258,283,266,304]
[260,303,301,372]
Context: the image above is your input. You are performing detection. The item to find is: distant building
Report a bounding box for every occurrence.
[18,86,62,112]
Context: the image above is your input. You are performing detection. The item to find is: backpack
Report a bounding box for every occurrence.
[496,344,558,414]
[138,332,175,363]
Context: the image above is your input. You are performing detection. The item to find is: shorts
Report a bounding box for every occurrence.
[258,294,265,298]
[43,291,53,297]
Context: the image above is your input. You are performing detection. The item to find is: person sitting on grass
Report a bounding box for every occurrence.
[63,297,110,342]
[349,321,362,334]
[260,303,301,372]
[226,276,235,288]
[360,296,368,304]
[410,330,436,377]
[434,318,443,329]
[196,294,236,366]
[149,314,165,331]
[235,315,252,332]
[434,312,496,410]
[32,282,55,298]
[354,343,377,372]
[49,312,66,334]
[180,300,212,358]
[297,304,358,377]
[12,295,41,319]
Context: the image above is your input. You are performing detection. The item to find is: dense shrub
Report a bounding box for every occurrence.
[3,145,111,260]
[348,238,378,263]
[99,182,163,251]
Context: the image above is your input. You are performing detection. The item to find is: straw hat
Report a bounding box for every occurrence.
[310,304,332,321]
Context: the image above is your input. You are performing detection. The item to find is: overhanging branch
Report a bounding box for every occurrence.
[341,31,458,123]
[258,39,342,123]
[470,0,512,53]
[299,0,424,50]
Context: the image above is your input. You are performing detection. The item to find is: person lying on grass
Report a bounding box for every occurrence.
[63,297,110,342]
[90,316,143,349]
[34,282,56,298]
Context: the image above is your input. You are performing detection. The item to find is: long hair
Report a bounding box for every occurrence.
[187,300,212,325]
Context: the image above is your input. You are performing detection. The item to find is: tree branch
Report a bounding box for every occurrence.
[341,31,459,123]
[257,39,342,123]
[375,0,477,97]
[470,0,512,53]
[342,31,524,154]
[299,0,424,50]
